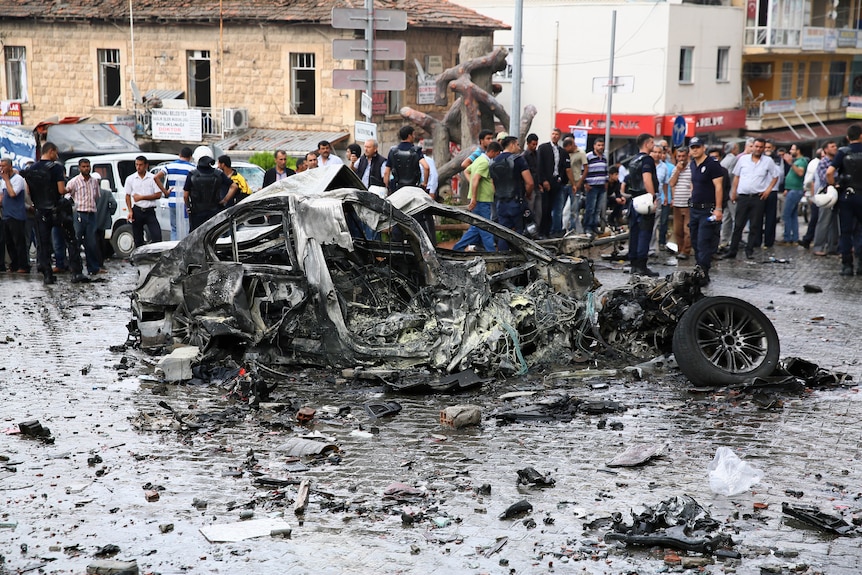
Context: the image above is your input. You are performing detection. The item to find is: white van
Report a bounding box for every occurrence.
[65,152,177,258]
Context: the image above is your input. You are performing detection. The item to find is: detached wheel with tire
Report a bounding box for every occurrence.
[111,223,136,259]
[672,296,780,386]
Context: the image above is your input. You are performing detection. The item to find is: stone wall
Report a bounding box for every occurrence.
[1,20,479,151]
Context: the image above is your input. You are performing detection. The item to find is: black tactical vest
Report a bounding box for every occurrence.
[189,170,221,211]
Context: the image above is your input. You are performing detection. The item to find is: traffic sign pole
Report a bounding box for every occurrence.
[365,0,374,122]
[331,2,406,122]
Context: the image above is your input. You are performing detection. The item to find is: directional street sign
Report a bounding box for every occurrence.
[331,8,408,31]
[332,39,407,61]
[672,115,687,147]
[332,70,406,91]
[361,91,373,118]
[591,76,635,95]
[355,121,377,143]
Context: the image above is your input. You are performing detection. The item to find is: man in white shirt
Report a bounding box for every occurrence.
[725,138,781,259]
[317,141,344,167]
[124,155,164,249]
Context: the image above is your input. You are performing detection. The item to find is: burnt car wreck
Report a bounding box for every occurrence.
[130,165,779,384]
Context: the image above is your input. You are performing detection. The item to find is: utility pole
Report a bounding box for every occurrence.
[604,10,616,156]
[510,0,523,136]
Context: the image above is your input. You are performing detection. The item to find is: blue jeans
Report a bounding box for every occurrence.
[689,207,720,272]
[454,201,496,252]
[169,205,178,241]
[584,185,604,233]
[77,211,101,274]
[782,188,804,242]
[52,226,68,269]
[496,199,523,252]
[763,190,778,247]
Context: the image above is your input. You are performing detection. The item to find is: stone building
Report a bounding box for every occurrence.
[1,0,505,153]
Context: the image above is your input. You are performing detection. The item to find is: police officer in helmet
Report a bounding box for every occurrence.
[826,123,862,276]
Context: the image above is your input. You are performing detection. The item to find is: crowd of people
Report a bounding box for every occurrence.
[6,124,862,284]
[449,123,862,283]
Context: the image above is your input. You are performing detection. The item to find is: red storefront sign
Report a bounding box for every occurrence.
[658,109,747,136]
[555,112,655,137]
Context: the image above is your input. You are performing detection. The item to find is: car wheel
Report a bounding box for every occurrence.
[171,303,212,352]
[672,296,780,386]
[111,224,136,259]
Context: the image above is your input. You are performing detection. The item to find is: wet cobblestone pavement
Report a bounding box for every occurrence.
[1,239,861,575]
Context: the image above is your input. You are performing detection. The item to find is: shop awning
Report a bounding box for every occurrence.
[747,120,859,146]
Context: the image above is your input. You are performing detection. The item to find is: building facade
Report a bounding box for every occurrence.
[453,0,862,149]
[738,0,861,142]
[452,0,745,148]
[0,0,504,152]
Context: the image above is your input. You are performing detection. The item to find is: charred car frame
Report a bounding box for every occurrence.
[130,166,779,384]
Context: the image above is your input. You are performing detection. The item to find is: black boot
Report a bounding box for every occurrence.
[632,259,659,278]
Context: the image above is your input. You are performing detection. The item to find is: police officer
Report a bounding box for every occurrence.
[686,137,724,284]
[384,126,433,244]
[490,136,534,252]
[826,123,862,276]
[621,133,659,277]
[183,155,233,231]
[384,126,429,192]
[23,142,86,284]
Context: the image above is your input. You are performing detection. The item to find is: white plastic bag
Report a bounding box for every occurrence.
[707,446,764,496]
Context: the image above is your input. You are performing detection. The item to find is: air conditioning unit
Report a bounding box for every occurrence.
[223,108,249,131]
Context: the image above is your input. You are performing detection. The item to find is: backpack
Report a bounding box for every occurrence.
[20,161,58,210]
[623,154,645,194]
[188,170,221,211]
[490,153,517,201]
[390,145,421,189]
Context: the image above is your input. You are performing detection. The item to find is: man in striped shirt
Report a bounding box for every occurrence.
[581,138,608,237]
[66,158,103,276]
[669,147,693,259]
[156,147,195,241]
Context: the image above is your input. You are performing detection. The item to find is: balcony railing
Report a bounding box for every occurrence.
[744,26,801,47]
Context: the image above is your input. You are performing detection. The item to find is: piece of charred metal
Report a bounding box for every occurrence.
[516,467,556,488]
[604,495,733,555]
[781,502,856,536]
[499,499,533,519]
[604,530,734,554]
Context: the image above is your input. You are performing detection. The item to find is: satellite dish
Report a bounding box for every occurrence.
[131,80,142,104]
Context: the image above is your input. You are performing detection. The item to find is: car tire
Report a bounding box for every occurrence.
[111,224,136,259]
[672,296,780,386]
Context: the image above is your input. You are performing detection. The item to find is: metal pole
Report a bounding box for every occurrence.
[364,0,374,121]
[604,10,616,159]
[129,0,136,86]
[510,0,523,136]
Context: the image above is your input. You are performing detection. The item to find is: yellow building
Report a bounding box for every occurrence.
[736,0,862,143]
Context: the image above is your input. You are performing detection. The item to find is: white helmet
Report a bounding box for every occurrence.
[192,146,214,163]
[813,185,838,209]
[632,193,655,215]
